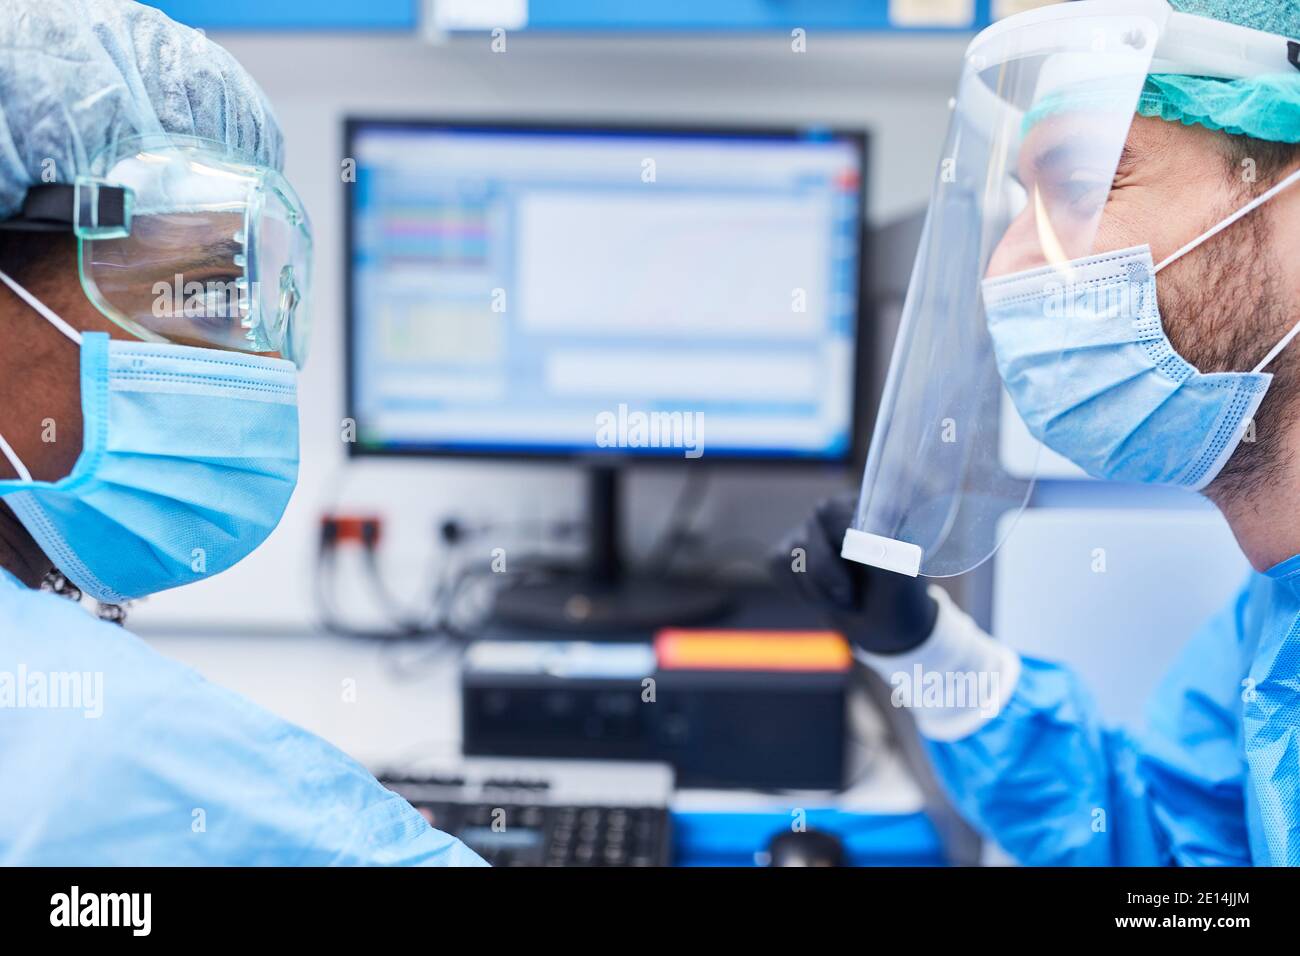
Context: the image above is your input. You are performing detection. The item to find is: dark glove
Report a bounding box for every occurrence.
[771,493,938,655]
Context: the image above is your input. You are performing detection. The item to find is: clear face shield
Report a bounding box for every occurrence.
[0,136,312,367]
[842,1,1167,577]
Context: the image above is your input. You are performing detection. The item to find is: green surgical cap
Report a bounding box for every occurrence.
[1139,0,1300,143]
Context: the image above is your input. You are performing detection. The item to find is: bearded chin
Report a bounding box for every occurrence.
[1161,211,1297,505]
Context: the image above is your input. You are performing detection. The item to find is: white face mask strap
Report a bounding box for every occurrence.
[0,267,82,482]
[1154,166,1300,274]
[0,268,83,345]
[1252,317,1300,374]
[0,431,32,482]
[1147,166,1300,375]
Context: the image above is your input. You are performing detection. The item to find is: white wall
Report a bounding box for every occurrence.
[993,507,1250,729]
[130,30,966,631]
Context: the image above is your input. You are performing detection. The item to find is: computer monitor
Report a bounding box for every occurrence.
[344,119,869,629]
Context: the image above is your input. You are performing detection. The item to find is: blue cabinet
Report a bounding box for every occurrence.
[146,1,417,30]
[148,0,990,32]
[527,0,989,32]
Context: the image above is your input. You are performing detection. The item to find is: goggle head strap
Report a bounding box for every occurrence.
[0,182,132,239]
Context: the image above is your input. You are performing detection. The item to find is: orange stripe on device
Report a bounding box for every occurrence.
[654,629,850,672]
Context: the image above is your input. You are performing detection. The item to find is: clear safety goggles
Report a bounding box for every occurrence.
[843,0,1300,577]
[0,136,312,367]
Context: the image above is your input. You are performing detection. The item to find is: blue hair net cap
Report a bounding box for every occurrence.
[0,0,284,220]
[1141,0,1300,143]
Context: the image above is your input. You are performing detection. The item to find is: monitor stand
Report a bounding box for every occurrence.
[491,465,733,634]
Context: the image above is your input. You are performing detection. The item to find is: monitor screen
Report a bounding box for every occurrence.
[345,121,865,462]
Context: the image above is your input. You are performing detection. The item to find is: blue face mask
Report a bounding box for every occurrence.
[0,270,299,604]
[982,170,1300,490]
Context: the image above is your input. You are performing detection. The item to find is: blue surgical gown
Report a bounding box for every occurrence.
[926,555,1300,865]
[0,568,484,865]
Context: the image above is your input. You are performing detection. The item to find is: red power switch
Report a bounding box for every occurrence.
[320,514,383,549]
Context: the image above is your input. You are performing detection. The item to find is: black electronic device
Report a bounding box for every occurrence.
[460,638,848,790]
[766,829,847,867]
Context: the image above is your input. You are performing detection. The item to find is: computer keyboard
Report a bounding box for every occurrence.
[381,759,674,867]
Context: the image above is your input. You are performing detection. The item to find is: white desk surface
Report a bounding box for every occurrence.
[139,627,927,815]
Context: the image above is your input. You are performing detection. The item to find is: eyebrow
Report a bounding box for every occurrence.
[1033,142,1071,175]
[173,237,245,275]
[1030,136,1139,183]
